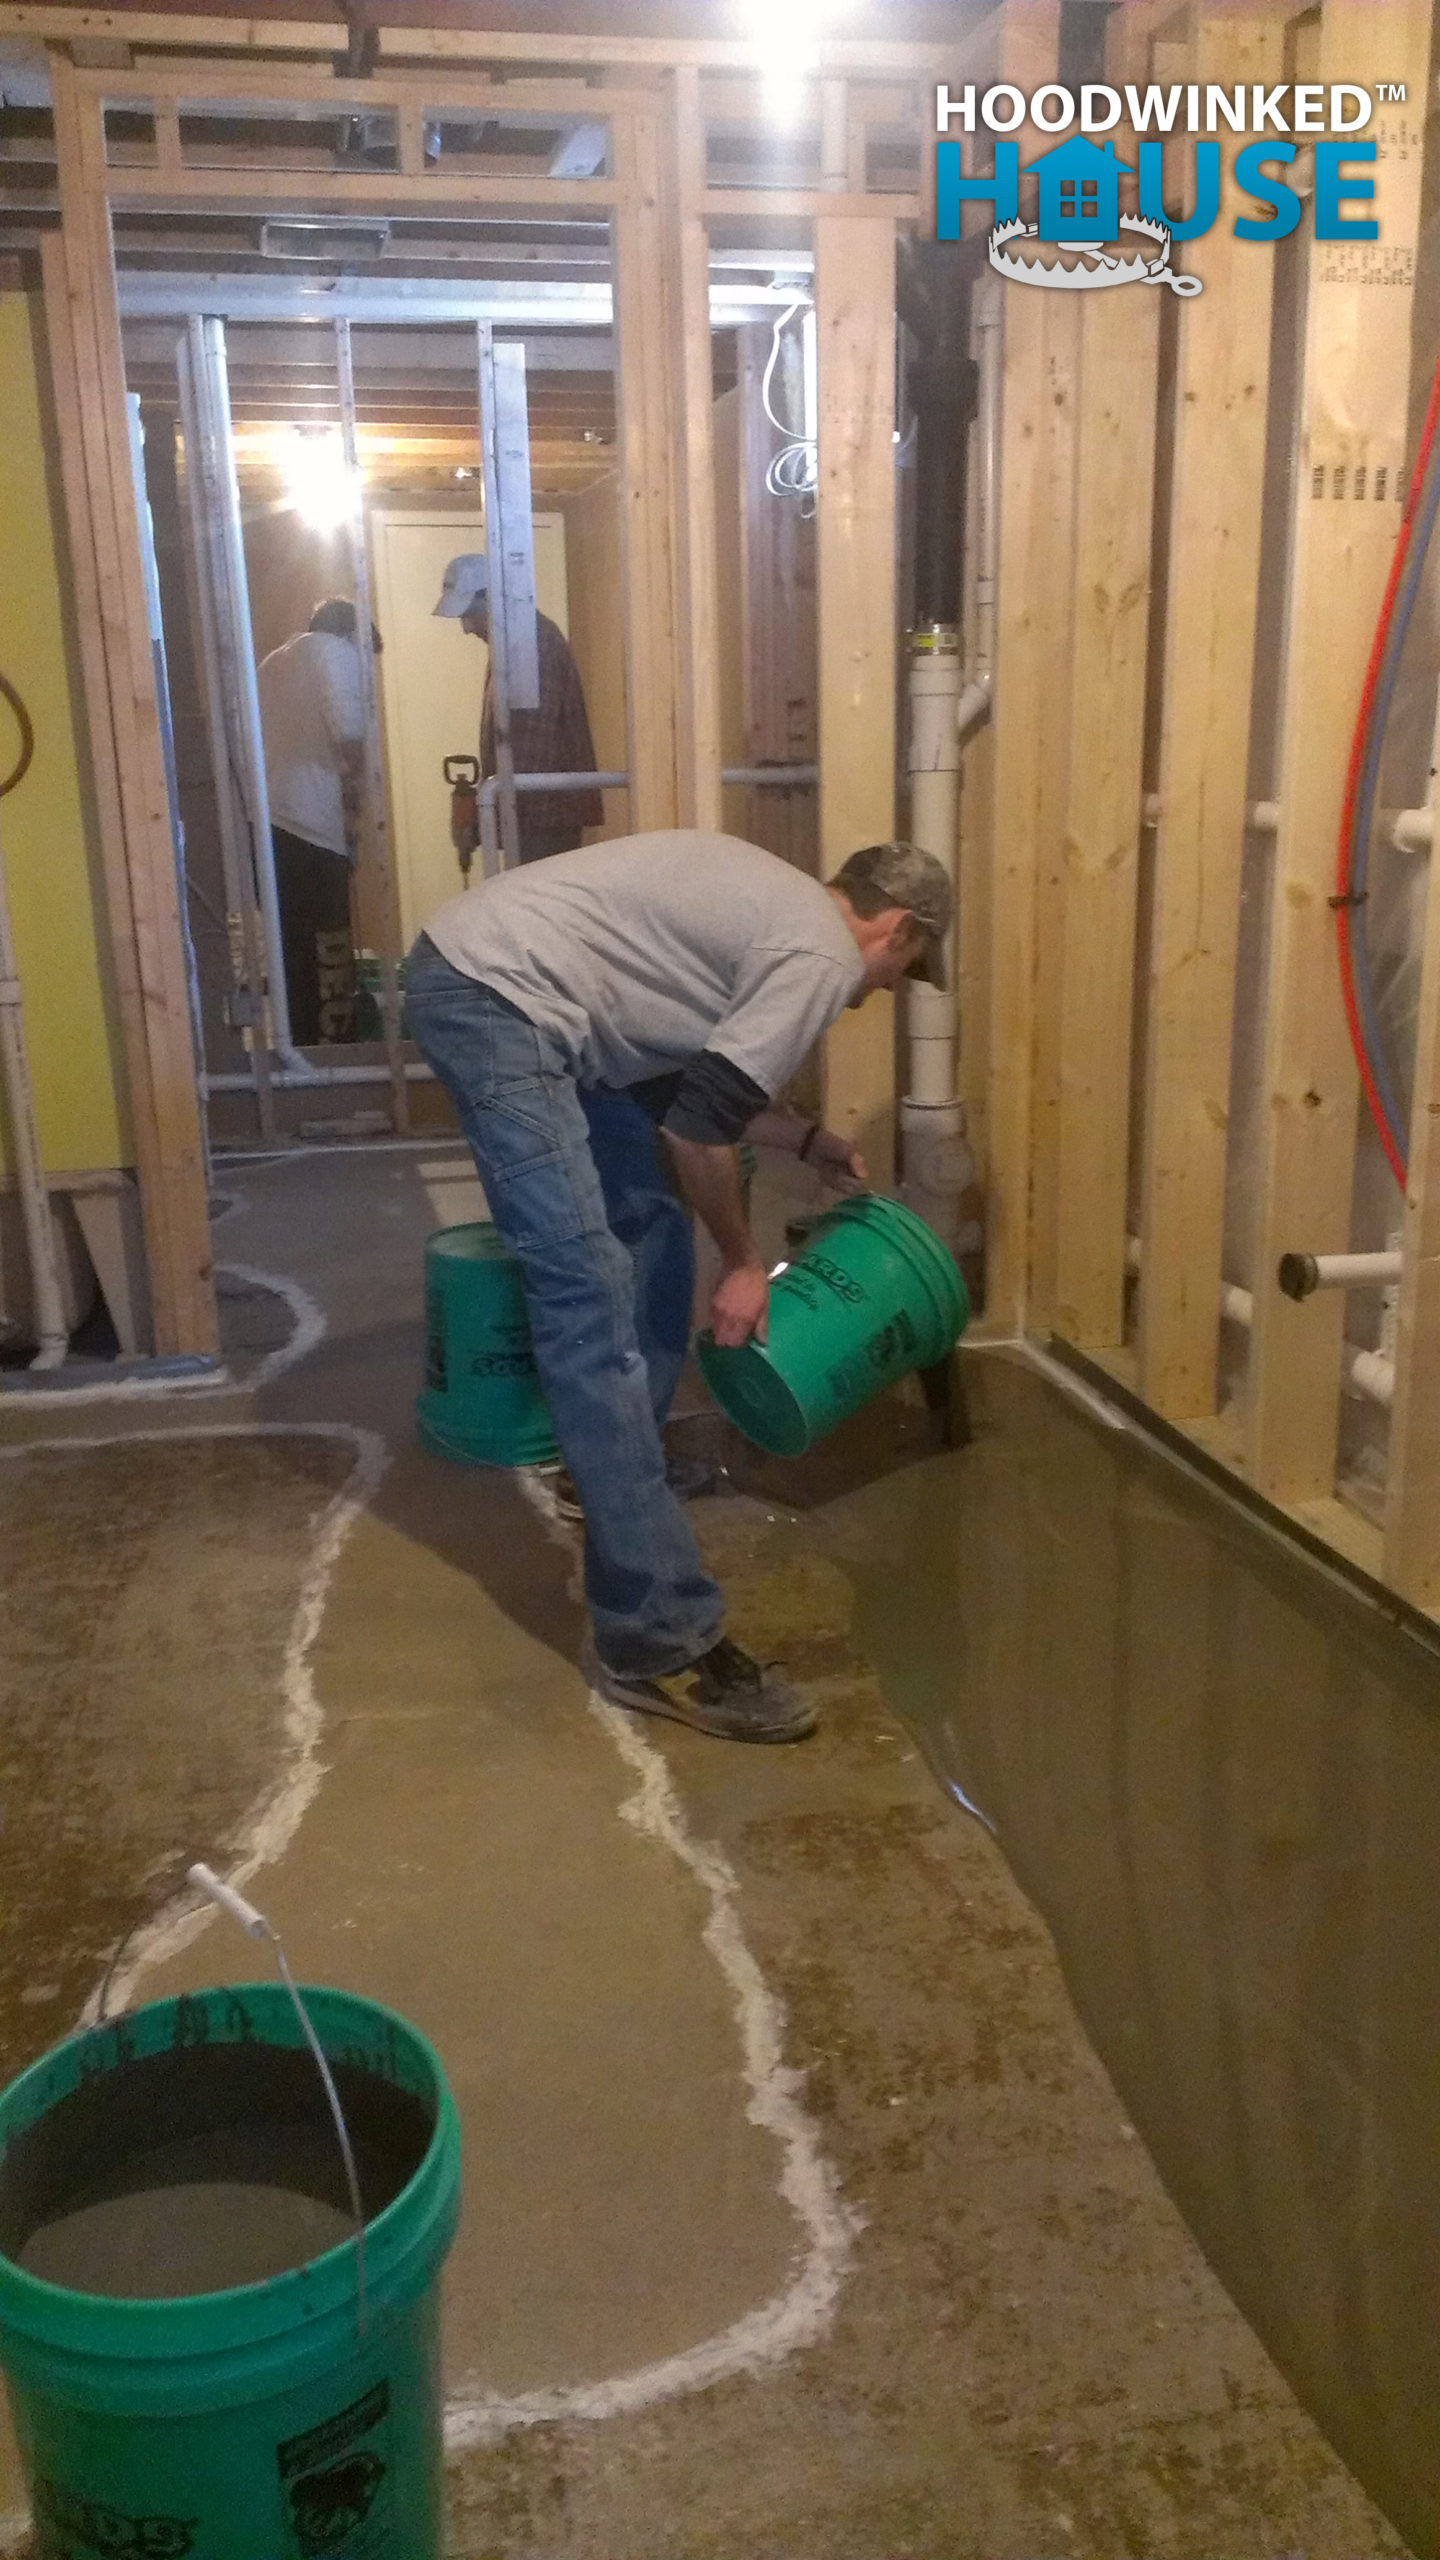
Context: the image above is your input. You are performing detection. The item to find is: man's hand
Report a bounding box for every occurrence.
[809,1129,867,1191]
[711,1256,769,1347]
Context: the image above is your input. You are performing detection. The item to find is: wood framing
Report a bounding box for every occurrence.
[665,65,722,831]
[97,167,623,211]
[974,0,1068,1334]
[1049,283,1159,1350]
[998,288,1079,1338]
[38,233,162,1244]
[1246,0,1433,1504]
[374,27,988,78]
[27,0,1440,1627]
[814,211,898,1190]
[46,54,216,1356]
[75,62,659,107]
[699,189,921,220]
[1137,14,1282,1421]
[610,96,679,831]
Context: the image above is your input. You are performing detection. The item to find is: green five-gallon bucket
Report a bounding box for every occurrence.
[0,1984,461,2560]
[416,1219,557,1467]
[697,1192,969,1457]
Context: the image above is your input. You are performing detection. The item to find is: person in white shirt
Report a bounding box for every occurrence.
[255,599,381,1043]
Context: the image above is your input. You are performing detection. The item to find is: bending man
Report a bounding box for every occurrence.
[406,830,953,1745]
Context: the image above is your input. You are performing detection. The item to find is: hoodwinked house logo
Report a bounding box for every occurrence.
[935,78,1405,291]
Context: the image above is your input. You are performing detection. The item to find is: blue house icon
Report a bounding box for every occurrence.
[1023,135,1134,244]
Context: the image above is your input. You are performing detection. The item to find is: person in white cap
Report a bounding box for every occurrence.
[434,553,602,864]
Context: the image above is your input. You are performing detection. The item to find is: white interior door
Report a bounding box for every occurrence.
[368,509,570,944]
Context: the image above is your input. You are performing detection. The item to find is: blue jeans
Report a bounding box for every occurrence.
[405,936,722,1677]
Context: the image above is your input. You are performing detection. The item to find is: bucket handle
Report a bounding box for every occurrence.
[187,1867,369,2335]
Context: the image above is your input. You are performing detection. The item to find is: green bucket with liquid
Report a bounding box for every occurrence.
[416,1220,558,1468]
[697,1192,969,1457]
[0,1982,461,2560]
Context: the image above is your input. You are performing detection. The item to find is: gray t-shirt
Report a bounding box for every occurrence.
[423,831,864,1104]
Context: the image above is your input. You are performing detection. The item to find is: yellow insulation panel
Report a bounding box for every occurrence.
[0,292,128,1178]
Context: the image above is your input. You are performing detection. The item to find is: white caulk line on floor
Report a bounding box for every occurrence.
[0,1262,325,1411]
[450,1697,860,2451]
[0,1417,387,2551]
[444,1476,862,2449]
[217,1261,329,1390]
[0,1361,235,1409]
[2,1425,856,2461]
[0,1421,386,2017]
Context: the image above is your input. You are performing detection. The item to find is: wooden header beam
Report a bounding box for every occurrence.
[72,60,657,111]
[0,8,986,79]
[98,165,623,210]
[377,28,980,78]
[0,7,335,45]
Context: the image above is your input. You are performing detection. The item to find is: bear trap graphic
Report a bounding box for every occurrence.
[988,213,1204,294]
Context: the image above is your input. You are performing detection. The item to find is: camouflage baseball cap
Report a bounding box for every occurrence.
[831,840,954,989]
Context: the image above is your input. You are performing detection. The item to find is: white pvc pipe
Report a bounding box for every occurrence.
[1393,804,1434,855]
[473,768,813,876]
[1142,797,1280,834]
[821,79,848,190]
[966,277,1001,728]
[907,630,962,1108]
[204,1063,435,1093]
[1126,1237,1393,1408]
[1295,1251,1402,1292]
[894,281,1001,1222]
[0,800,69,1367]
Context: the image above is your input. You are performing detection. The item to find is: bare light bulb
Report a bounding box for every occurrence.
[277,428,361,534]
[743,0,827,124]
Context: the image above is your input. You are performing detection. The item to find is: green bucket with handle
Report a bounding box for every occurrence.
[0,1983,461,2560]
[697,1191,969,1457]
[416,1219,558,1467]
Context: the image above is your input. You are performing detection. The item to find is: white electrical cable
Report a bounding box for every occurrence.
[760,299,817,502]
[187,1863,369,2334]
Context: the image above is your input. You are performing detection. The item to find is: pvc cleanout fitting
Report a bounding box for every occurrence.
[899,1095,974,1251]
[955,677,991,742]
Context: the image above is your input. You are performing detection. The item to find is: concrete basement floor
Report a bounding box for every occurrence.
[0,1140,1416,2558]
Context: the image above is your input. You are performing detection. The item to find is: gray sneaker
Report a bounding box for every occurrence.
[584,1636,817,1744]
